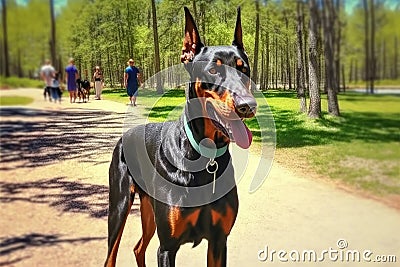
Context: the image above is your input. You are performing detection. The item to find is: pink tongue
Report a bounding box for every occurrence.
[229,119,252,149]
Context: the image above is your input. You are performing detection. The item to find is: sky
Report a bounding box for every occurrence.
[14,0,67,14]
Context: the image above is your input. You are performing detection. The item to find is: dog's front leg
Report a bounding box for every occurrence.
[207,237,227,267]
[157,247,179,267]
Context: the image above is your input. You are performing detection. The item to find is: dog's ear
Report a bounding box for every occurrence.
[232,7,244,50]
[181,7,204,63]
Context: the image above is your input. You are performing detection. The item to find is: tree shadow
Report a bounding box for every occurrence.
[0,107,135,170]
[0,176,140,219]
[273,108,400,148]
[0,233,105,265]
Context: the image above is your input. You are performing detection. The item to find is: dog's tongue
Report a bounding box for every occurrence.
[229,119,252,149]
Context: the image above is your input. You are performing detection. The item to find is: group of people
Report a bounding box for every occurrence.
[40,57,142,106]
[40,59,62,103]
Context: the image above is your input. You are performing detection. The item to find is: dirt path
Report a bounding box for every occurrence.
[1,88,399,266]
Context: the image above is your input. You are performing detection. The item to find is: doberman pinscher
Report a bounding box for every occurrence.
[77,78,91,102]
[105,7,257,267]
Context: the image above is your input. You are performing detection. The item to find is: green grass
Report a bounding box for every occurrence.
[0,76,44,89]
[0,95,34,106]
[102,87,186,121]
[347,78,400,88]
[265,90,400,195]
[102,87,400,196]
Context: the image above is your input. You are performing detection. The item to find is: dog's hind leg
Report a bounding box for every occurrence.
[104,142,134,267]
[134,193,156,267]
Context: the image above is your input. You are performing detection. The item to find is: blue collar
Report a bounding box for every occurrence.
[183,115,228,158]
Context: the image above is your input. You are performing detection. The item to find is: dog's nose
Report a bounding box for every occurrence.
[235,96,257,118]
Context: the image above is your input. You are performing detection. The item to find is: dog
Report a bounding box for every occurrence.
[77,78,91,102]
[105,7,257,267]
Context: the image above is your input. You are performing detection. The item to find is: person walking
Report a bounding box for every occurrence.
[40,59,55,102]
[93,66,103,100]
[124,58,141,106]
[65,58,79,103]
[51,71,61,103]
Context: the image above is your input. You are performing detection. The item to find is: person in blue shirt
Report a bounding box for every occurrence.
[124,58,142,106]
[65,58,79,103]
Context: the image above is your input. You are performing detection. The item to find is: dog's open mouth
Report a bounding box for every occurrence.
[205,99,253,149]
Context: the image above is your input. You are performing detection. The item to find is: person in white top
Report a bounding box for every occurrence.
[40,59,56,101]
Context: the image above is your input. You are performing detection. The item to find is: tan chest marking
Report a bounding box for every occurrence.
[169,207,201,238]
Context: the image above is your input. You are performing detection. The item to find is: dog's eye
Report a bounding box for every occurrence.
[242,68,247,73]
[209,68,217,75]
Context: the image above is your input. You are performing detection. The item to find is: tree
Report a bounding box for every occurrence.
[1,0,10,77]
[50,0,56,68]
[323,0,340,116]
[151,0,163,94]
[369,0,375,94]
[363,0,370,93]
[296,0,306,113]
[251,0,260,90]
[308,0,321,119]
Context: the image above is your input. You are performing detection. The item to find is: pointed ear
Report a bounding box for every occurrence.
[232,7,244,50]
[181,7,204,63]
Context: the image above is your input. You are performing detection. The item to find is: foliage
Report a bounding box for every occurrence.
[343,1,400,81]
[1,0,399,89]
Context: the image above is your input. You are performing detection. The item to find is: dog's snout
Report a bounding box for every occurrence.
[235,96,257,118]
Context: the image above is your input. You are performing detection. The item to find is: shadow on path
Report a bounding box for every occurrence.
[0,107,136,170]
[0,176,139,219]
[0,233,105,266]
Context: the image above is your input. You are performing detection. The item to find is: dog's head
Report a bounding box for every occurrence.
[181,7,257,150]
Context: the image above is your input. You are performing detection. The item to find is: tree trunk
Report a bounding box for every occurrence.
[285,13,292,90]
[394,36,399,79]
[296,1,306,113]
[363,0,370,93]
[302,2,309,91]
[323,0,340,116]
[369,0,375,94]
[381,40,386,79]
[2,0,10,77]
[151,0,163,94]
[50,0,57,68]
[126,0,133,57]
[252,0,260,90]
[349,58,353,84]
[261,32,265,90]
[308,0,321,119]
[335,0,341,92]
[355,59,358,83]
[275,33,278,89]
[266,32,270,89]
[192,0,198,21]
[341,64,346,92]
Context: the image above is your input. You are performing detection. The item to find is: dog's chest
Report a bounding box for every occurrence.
[168,202,237,243]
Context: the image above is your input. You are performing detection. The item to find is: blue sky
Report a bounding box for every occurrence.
[15,0,67,14]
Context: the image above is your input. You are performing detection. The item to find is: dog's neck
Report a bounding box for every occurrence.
[183,103,229,159]
[183,115,227,159]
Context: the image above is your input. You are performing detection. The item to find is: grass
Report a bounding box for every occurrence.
[0,95,34,106]
[0,76,44,89]
[71,86,400,197]
[102,87,186,120]
[347,78,400,88]
[265,90,400,196]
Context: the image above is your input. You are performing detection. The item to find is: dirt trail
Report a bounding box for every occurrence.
[1,88,399,266]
